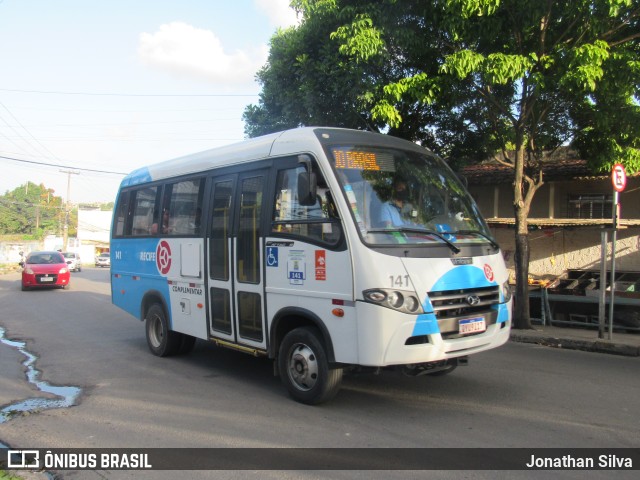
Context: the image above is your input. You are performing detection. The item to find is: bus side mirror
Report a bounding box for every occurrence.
[298,155,317,206]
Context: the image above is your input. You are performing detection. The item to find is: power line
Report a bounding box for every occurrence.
[0,100,63,163]
[1,117,242,128]
[0,88,259,97]
[1,154,127,175]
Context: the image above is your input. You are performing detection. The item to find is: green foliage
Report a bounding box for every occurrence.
[247,0,639,172]
[243,1,393,137]
[560,41,611,92]
[0,182,72,237]
[330,0,638,172]
[446,0,501,18]
[244,0,452,147]
[332,14,385,59]
[440,50,485,79]
[0,470,26,480]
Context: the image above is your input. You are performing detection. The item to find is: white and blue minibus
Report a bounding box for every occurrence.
[111,127,512,404]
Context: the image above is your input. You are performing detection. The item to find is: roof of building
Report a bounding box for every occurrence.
[485,217,640,229]
[460,158,608,185]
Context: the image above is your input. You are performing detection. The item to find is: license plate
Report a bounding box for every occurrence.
[40,277,54,282]
[459,317,486,334]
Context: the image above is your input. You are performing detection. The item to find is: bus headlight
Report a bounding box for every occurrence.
[502,281,512,303]
[363,289,423,314]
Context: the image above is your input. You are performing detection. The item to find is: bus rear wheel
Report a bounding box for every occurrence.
[145,304,181,357]
[278,326,343,405]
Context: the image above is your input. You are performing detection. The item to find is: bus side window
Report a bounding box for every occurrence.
[271,166,341,246]
[114,190,131,236]
[131,186,159,236]
[158,178,204,236]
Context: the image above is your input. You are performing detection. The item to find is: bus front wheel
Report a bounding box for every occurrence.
[145,304,181,357]
[278,326,343,405]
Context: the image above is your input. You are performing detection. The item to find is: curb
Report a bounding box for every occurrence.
[510,333,640,357]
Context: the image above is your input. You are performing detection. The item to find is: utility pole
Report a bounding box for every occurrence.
[60,169,80,251]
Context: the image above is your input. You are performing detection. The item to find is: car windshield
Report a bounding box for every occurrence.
[63,253,75,259]
[328,144,493,247]
[28,253,62,264]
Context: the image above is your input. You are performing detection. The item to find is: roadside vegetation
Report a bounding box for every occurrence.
[0,471,25,480]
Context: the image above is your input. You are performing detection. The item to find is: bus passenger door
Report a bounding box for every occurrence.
[233,172,267,349]
[207,175,236,343]
[207,171,268,351]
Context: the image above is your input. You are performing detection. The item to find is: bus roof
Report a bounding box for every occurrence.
[120,130,284,188]
[119,127,429,188]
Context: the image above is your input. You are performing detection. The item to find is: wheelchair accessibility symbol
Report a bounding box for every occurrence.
[266,247,278,267]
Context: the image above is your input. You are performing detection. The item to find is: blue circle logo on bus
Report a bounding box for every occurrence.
[157,240,172,275]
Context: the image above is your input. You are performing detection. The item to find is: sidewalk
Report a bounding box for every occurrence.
[510,324,640,357]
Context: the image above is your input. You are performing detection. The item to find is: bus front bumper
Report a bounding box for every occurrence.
[352,302,511,367]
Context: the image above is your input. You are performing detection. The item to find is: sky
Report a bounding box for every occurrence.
[0,0,299,203]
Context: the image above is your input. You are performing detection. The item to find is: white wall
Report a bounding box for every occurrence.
[493,227,640,281]
[78,209,112,244]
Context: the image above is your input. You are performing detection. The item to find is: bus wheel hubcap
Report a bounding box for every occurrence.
[150,317,163,346]
[288,344,318,391]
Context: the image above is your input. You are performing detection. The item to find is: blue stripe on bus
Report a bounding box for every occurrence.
[431,265,496,291]
[120,167,153,187]
[110,239,172,326]
[496,303,509,324]
[412,313,439,336]
[414,265,499,336]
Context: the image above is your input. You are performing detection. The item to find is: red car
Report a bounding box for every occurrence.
[20,251,71,291]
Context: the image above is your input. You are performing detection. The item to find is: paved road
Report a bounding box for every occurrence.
[0,269,638,479]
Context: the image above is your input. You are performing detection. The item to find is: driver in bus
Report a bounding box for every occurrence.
[378,179,414,227]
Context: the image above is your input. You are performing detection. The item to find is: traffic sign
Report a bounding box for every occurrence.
[612,163,627,192]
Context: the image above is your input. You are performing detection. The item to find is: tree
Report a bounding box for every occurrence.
[330,0,639,328]
[0,182,66,237]
[244,6,381,137]
[250,0,639,328]
[244,0,451,144]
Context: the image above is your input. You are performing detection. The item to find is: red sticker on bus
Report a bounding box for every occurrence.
[483,264,494,282]
[157,240,172,275]
[315,250,326,281]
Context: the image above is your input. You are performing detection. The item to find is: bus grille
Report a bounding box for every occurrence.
[428,286,500,319]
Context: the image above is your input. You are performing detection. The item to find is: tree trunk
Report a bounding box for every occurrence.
[513,230,533,329]
[512,142,534,330]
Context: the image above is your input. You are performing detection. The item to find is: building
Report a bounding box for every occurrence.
[461,156,640,327]
[76,207,112,261]
[462,157,640,279]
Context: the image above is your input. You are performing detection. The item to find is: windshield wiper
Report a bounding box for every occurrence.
[450,230,500,250]
[367,227,461,254]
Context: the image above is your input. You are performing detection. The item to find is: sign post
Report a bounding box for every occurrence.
[607,164,627,339]
[598,230,608,339]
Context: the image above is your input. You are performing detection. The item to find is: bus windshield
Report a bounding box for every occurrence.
[329,145,493,247]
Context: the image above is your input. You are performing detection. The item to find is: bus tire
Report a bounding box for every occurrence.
[278,326,343,405]
[145,304,181,357]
